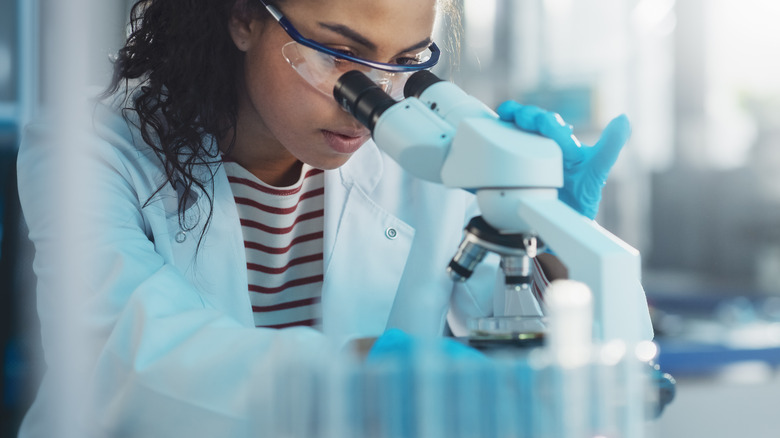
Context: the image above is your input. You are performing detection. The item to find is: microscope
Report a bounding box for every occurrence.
[334,70,652,344]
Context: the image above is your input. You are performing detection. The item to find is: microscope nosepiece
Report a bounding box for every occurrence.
[447,239,488,282]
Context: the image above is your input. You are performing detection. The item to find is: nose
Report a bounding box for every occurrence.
[375,77,392,93]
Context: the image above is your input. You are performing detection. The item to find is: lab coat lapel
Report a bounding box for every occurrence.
[322,142,415,341]
[161,154,253,327]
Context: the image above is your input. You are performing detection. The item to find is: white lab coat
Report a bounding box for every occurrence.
[18,90,653,436]
[16,95,499,437]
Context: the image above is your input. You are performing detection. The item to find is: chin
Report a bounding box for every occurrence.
[302,152,355,171]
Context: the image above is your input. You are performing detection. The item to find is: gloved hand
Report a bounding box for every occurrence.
[496,101,631,220]
[367,328,485,363]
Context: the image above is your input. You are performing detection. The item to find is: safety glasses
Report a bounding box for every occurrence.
[258,0,440,100]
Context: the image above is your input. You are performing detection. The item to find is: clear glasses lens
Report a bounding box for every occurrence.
[282,42,427,101]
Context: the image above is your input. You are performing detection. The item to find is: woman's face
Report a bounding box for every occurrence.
[231,0,438,172]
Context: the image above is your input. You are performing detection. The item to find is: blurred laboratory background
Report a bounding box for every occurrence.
[1,0,780,436]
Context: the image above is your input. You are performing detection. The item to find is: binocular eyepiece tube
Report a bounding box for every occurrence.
[333,70,443,132]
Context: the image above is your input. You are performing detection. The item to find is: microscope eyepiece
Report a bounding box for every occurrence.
[402,70,443,99]
[333,70,396,133]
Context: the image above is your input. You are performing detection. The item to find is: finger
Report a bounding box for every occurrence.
[496,100,523,121]
[497,101,582,161]
[498,101,566,136]
[591,114,631,179]
[497,101,547,133]
[535,112,583,166]
[367,328,412,361]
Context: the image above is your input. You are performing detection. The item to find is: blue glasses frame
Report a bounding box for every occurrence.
[258,0,441,73]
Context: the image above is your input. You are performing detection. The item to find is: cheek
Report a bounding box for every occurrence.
[244,41,338,132]
[247,46,296,113]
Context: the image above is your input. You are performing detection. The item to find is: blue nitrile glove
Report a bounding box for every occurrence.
[367,328,485,363]
[496,101,631,220]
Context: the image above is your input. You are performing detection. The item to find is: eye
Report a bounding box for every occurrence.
[325,47,358,66]
[337,50,354,58]
[395,56,423,66]
[328,47,356,58]
[394,48,430,66]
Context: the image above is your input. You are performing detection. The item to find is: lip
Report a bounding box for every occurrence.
[321,130,371,154]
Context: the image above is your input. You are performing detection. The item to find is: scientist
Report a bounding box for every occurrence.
[17,0,651,436]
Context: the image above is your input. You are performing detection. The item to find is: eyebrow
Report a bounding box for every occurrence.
[318,22,432,54]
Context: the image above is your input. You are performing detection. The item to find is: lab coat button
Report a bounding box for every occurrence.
[175,231,187,243]
[385,227,398,239]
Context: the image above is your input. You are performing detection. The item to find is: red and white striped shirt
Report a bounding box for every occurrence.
[224,160,325,330]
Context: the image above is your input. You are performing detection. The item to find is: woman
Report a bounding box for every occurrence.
[17,0,651,435]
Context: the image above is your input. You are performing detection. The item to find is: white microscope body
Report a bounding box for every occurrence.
[335,71,652,343]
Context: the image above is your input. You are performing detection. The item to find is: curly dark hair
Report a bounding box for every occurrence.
[106,0,460,247]
[105,0,265,247]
